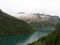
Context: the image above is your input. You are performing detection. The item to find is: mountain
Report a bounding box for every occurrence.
[16,13,59,28]
[28,23,60,45]
[0,10,34,37]
[33,13,59,27]
[16,14,41,23]
[16,13,42,30]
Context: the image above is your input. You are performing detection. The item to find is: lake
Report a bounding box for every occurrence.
[0,27,55,45]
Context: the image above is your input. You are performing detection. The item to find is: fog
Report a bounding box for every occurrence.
[0,0,60,17]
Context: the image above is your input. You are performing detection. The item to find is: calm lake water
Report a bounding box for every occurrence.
[0,27,55,45]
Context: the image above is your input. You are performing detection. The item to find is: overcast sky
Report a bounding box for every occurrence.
[0,0,60,17]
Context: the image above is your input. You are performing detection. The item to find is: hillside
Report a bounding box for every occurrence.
[28,23,60,45]
[0,10,34,37]
[16,13,59,28]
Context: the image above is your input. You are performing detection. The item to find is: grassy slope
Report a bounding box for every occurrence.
[0,10,34,37]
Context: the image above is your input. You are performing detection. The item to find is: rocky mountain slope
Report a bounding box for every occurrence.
[15,13,59,29]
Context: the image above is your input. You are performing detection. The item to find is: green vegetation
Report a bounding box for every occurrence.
[28,41,44,45]
[0,10,34,37]
[42,23,60,45]
[28,23,60,45]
